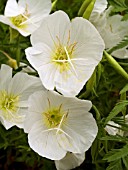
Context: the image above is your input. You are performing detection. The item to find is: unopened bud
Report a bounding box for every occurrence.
[8,58,18,70]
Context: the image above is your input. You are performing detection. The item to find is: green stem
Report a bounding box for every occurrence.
[103,50,128,81]
[92,104,101,120]
[52,0,58,10]
[82,0,96,20]
[78,0,91,16]
[0,50,11,60]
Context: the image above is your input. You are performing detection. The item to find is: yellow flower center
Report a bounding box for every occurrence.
[10,4,30,28]
[0,90,19,120]
[52,32,77,73]
[11,14,27,28]
[43,102,68,128]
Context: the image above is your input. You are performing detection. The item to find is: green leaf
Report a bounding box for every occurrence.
[122,155,128,169]
[120,83,128,94]
[103,144,128,162]
[108,0,128,13]
[108,36,128,54]
[105,100,128,124]
[101,135,127,142]
[106,159,123,170]
[122,13,128,21]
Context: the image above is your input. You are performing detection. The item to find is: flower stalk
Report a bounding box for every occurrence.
[83,0,96,20]
[103,50,128,81]
[0,50,18,69]
[78,0,96,20]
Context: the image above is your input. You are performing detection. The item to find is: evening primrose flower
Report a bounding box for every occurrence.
[0,64,44,129]
[55,152,85,170]
[105,121,120,136]
[24,90,98,160]
[100,12,128,59]
[0,0,51,36]
[90,0,108,31]
[25,10,105,97]
[90,0,108,20]
[90,6,128,59]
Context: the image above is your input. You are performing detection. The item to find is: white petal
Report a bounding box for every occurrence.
[0,15,12,26]
[18,0,51,23]
[5,0,24,17]
[91,0,108,14]
[70,17,104,62]
[112,48,128,59]
[24,90,49,133]
[57,99,97,153]
[25,43,52,69]
[0,108,27,129]
[0,117,15,130]
[0,64,12,90]
[31,10,70,49]
[8,72,44,100]
[55,152,85,170]
[105,121,120,136]
[28,120,66,160]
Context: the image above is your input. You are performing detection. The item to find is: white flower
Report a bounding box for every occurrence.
[25,10,105,97]
[89,0,108,32]
[20,62,36,73]
[90,6,128,59]
[105,121,120,136]
[0,64,44,129]
[24,90,98,160]
[0,0,51,36]
[90,0,108,21]
[55,152,85,170]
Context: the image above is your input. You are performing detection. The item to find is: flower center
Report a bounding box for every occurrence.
[52,33,77,73]
[10,4,29,28]
[0,90,19,120]
[43,103,67,128]
[10,14,27,27]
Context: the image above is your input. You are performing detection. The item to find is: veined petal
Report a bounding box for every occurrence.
[61,111,98,153]
[105,121,120,136]
[25,43,52,69]
[55,152,85,170]
[0,116,15,130]
[100,14,128,49]
[8,72,44,100]
[0,64,12,90]
[0,15,12,26]
[31,10,70,49]
[91,0,108,14]
[5,0,25,17]
[18,0,51,23]
[28,120,66,160]
[112,48,128,59]
[70,17,104,62]
[0,108,27,129]
[24,91,49,133]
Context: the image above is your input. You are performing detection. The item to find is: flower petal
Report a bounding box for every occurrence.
[55,152,85,170]
[24,91,49,133]
[8,72,44,100]
[0,64,12,90]
[5,0,24,17]
[28,120,66,160]
[18,0,51,23]
[31,10,70,49]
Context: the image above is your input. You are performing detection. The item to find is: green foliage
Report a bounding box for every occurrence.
[108,0,128,20]
[52,0,84,18]
[103,145,128,170]
[108,36,128,54]
[104,100,128,125]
